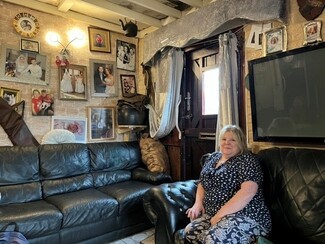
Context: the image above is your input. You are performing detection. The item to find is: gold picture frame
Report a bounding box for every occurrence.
[264,26,287,56]
[58,64,87,101]
[0,87,21,106]
[88,27,111,53]
[303,20,322,46]
[87,106,115,141]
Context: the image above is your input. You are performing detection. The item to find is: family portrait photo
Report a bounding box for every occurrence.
[120,74,137,97]
[31,88,54,116]
[1,45,50,85]
[116,40,136,71]
[59,64,87,100]
[90,59,117,97]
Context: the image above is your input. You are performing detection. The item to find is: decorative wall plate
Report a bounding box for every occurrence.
[13,12,40,38]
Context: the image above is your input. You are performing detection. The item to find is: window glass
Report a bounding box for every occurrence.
[202,67,219,115]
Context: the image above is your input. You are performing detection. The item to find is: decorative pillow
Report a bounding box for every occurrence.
[139,134,170,173]
[41,129,75,144]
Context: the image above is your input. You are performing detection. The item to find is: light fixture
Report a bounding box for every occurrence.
[46,29,85,58]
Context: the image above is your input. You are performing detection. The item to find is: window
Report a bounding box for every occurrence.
[202,67,219,115]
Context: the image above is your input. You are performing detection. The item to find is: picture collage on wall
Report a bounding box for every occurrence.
[0,19,140,143]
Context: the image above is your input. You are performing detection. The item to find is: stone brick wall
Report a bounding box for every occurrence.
[245,0,325,150]
[1,0,325,148]
[0,2,142,146]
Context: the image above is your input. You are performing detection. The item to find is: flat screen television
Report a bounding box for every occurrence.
[248,42,325,144]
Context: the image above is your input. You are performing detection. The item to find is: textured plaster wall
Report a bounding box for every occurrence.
[0,2,144,146]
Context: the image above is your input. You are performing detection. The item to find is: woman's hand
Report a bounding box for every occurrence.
[210,213,223,226]
[186,203,205,221]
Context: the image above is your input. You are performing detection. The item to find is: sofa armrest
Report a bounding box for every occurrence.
[131,167,172,185]
[143,180,198,244]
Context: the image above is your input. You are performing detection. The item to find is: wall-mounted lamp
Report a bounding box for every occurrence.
[46,29,85,59]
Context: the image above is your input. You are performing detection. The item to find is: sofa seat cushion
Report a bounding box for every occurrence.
[98,180,152,215]
[0,200,62,239]
[45,188,118,228]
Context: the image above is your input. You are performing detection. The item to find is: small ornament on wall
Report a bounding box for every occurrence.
[13,12,40,38]
[303,20,323,45]
[263,26,287,56]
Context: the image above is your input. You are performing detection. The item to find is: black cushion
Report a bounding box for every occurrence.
[0,200,62,239]
[98,180,153,215]
[258,147,325,243]
[45,188,118,228]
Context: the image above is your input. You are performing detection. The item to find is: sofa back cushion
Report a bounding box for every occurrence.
[257,147,325,243]
[39,144,92,197]
[0,146,42,204]
[88,142,143,186]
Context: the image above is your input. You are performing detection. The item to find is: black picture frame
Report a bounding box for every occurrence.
[116,40,136,71]
[120,74,137,97]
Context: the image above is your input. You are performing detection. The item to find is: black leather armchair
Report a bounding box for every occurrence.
[143,147,325,244]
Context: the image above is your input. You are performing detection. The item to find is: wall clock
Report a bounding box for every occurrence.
[13,12,40,38]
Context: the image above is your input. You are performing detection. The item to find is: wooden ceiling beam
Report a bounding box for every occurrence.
[127,0,182,19]
[179,0,203,8]
[58,0,81,12]
[82,0,162,27]
[3,0,124,33]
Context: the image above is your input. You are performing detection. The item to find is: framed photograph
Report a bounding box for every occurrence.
[31,88,54,116]
[20,39,39,53]
[120,74,137,97]
[51,116,87,143]
[116,40,136,71]
[264,26,287,55]
[0,45,50,85]
[59,64,87,100]
[0,87,21,106]
[88,27,111,53]
[303,20,322,45]
[87,106,115,141]
[89,59,118,98]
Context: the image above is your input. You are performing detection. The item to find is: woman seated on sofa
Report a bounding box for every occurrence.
[185,125,271,243]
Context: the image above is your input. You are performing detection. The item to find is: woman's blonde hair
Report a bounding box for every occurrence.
[219,125,248,154]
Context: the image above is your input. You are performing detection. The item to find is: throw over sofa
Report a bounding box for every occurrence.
[0,141,172,244]
[143,147,325,244]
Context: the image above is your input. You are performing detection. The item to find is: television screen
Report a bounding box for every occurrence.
[248,42,325,144]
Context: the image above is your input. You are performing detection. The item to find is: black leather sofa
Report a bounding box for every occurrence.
[143,147,325,244]
[0,141,172,244]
